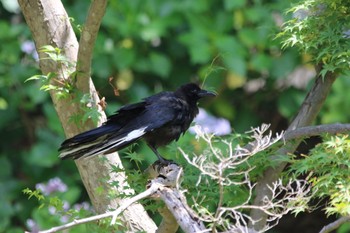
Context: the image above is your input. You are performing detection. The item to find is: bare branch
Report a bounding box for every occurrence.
[181,124,283,187]
[284,123,350,141]
[36,162,207,233]
[319,216,350,233]
[179,125,312,232]
[36,182,160,233]
[158,187,207,233]
[150,163,207,233]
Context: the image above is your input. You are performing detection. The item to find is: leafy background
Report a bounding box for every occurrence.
[1,0,350,232]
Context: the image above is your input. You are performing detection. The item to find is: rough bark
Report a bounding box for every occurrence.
[149,163,206,233]
[249,65,337,231]
[18,1,157,232]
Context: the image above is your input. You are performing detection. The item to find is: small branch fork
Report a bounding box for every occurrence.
[33,163,206,233]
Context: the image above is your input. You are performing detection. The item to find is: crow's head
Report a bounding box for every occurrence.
[176,83,217,104]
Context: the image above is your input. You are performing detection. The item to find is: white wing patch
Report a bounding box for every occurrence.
[124,127,148,141]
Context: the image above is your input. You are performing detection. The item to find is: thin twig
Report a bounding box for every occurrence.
[36,182,161,233]
[180,125,312,232]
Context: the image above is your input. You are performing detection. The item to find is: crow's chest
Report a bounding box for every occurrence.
[144,113,194,147]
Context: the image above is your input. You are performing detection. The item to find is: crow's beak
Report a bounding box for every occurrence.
[198,89,217,98]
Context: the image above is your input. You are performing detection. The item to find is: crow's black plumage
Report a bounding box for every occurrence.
[58,83,216,162]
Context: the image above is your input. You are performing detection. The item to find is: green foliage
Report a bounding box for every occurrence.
[22,188,45,208]
[22,186,122,233]
[25,45,75,99]
[288,134,350,216]
[78,93,102,126]
[39,45,73,65]
[320,76,350,123]
[25,45,102,127]
[279,0,350,76]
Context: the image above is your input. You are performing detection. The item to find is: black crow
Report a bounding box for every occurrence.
[59,83,216,162]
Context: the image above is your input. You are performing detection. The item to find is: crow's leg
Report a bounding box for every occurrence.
[147,144,172,164]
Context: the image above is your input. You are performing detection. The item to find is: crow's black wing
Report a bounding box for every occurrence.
[107,101,147,123]
[59,101,147,147]
[88,93,182,156]
[59,100,148,159]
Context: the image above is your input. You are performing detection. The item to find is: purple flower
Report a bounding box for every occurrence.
[21,40,35,54]
[26,219,39,233]
[73,202,92,212]
[60,215,69,223]
[35,177,67,196]
[189,108,231,136]
[20,40,39,60]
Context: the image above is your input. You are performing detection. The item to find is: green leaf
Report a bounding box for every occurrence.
[124,151,144,164]
[38,45,58,53]
[250,53,272,72]
[224,0,246,10]
[149,52,172,78]
[22,188,45,201]
[40,84,58,92]
[24,75,47,83]
[223,54,246,77]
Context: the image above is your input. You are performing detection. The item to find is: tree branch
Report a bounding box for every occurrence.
[34,163,206,233]
[180,125,312,232]
[284,123,350,141]
[76,0,107,93]
[158,187,206,233]
[249,65,337,231]
[319,216,350,233]
[34,178,162,233]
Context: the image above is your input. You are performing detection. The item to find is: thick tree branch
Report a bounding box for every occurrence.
[284,123,350,141]
[319,216,350,233]
[76,0,107,93]
[158,187,206,233]
[250,65,337,231]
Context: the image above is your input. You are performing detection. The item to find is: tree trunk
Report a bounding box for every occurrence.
[18,1,157,232]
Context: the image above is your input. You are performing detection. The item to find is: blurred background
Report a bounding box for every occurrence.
[1,0,350,232]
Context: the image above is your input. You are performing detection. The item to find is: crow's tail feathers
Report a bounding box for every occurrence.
[58,125,148,160]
